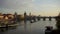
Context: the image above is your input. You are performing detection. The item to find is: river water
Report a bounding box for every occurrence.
[0,19,56,34]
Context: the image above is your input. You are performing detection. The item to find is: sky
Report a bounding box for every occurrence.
[0,0,60,16]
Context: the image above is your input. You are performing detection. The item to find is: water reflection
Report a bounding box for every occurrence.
[0,26,17,32]
[0,19,56,34]
[23,21,32,34]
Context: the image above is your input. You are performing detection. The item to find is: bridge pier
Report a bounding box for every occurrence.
[49,18,51,21]
[37,17,41,21]
[43,17,46,21]
[37,15,41,21]
[33,16,36,22]
[49,17,52,21]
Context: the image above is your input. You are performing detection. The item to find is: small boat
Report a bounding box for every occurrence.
[30,21,34,23]
[45,26,53,34]
[30,20,34,23]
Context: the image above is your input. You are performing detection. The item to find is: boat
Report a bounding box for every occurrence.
[30,20,34,23]
[45,26,53,34]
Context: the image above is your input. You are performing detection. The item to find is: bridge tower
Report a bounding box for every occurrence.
[29,12,32,23]
[24,12,27,23]
[14,12,18,22]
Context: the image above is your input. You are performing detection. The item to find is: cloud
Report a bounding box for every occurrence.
[0,0,60,16]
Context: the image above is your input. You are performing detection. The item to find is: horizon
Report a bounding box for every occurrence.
[0,11,59,16]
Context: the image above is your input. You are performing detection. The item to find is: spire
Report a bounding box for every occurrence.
[14,12,17,15]
[24,12,27,16]
[14,12,18,18]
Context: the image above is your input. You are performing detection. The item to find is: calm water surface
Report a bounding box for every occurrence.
[0,19,56,34]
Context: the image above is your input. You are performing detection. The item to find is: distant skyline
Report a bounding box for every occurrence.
[0,0,60,16]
